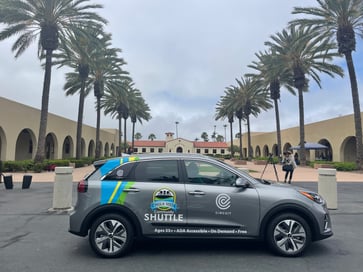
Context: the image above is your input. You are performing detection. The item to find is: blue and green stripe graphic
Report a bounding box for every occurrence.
[101,181,135,205]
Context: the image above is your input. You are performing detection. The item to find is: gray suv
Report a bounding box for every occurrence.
[69,153,332,258]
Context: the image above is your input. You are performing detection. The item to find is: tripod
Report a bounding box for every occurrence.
[260,153,280,182]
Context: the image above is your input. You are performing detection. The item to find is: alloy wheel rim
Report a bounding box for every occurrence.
[273,219,306,253]
[95,219,127,254]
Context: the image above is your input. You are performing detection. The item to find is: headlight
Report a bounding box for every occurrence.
[299,190,324,204]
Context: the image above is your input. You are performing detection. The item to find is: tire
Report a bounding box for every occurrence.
[266,213,311,257]
[89,213,134,258]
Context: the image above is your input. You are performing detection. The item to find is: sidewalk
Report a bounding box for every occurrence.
[2,160,363,183]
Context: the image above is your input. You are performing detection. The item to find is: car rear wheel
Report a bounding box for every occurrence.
[266,213,311,257]
[89,213,134,258]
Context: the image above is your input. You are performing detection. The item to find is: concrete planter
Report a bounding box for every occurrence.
[254,160,267,165]
[234,160,247,165]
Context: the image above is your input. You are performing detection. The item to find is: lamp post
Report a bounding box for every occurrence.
[224,124,227,142]
[213,125,216,142]
[175,121,179,138]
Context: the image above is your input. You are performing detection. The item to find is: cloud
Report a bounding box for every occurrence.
[1,0,362,143]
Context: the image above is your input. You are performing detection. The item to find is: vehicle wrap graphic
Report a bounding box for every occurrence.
[101,181,135,205]
[150,188,178,212]
[100,156,139,176]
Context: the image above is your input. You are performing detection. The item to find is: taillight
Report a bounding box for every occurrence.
[77,179,88,193]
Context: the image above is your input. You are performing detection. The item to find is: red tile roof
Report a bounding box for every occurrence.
[193,141,228,148]
[134,140,166,147]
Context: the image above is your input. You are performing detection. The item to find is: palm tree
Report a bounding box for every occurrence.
[101,80,130,157]
[215,89,236,158]
[233,77,273,160]
[265,26,344,165]
[90,33,129,158]
[129,89,151,150]
[290,0,363,168]
[201,132,209,142]
[54,27,105,159]
[148,134,156,141]
[247,50,294,157]
[134,132,142,140]
[0,0,106,162]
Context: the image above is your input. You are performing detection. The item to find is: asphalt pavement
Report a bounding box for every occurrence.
[1,162,363,272]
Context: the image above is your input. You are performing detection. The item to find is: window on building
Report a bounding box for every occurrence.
[204,149,209,154]
[133,148,138,153]
[150,148,155,153]
[221,149,225,154]
[158,148,163,153]
[142,148,146,153]
[213,149,217,154]
[196,149,201,154]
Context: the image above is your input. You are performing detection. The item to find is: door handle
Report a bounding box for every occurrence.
[188,190,205,196]
[123,188,140,192]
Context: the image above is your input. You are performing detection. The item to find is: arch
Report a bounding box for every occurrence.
[62,136,74,159]
[282,143,292,153]
[0,127,6,161]
[15,129,37,160]
[80,138,86,158]
[110,143,115,157]
[99,141,103,157]
[316,139,333,161]
[255,146,261,157]
[104,142,110,157]
[272,144,278,156]
[262,145,269,157]
[176,146,183,153]
[45,133,58,160]
[88,140,95,158]
[341,136,356,162]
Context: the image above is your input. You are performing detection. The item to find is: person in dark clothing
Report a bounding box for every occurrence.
[282,151,297,184]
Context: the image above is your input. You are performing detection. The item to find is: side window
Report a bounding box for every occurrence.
[134,160,179,182]
[184,160,238,186]
[105,163,135,180]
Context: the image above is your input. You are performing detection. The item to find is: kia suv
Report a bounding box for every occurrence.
[69,153,332,258]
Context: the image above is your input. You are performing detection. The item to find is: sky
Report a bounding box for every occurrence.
[1,0,363,142]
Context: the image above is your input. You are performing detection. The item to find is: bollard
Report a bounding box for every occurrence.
[3,175,13,189]
[52,167,73,210]
[318,168,337,209]
[22,175,32,189]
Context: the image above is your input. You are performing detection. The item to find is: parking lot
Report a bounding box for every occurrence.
[1,165,363,272]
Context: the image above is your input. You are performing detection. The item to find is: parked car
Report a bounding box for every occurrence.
[69,153,332,258]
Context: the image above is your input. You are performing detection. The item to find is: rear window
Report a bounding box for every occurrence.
[104,163,135,180]
[134,160,179,182]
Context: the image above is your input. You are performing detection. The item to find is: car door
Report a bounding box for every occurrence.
[183,159,260,236]
[102,159,187,236]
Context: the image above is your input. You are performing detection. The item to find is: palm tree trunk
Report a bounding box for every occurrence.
[345,52,363,169]
[34,50,53,163]
[238,118,243,159]
[247,116,252,160]
[95,96,101,159]
[132,122,136,150]
[76,83,86,159]
[229,121,234,157]
[118,116,122,156]
[298,88,306,166]
[123,118,127,153]
[274,98,282,157]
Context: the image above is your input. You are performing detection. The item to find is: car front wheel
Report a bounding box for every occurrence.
[89,213,134,258]
[266,213,311,257]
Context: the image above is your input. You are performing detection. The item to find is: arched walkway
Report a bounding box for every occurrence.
[15,129,37,160]
[62,136,74,159]
[341,136,356,162]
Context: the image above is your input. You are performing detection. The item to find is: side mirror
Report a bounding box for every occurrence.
[235,178,250,188]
